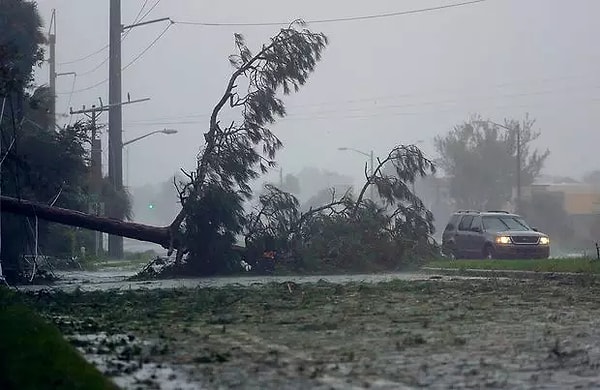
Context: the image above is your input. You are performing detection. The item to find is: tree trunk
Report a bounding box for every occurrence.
[0,195,175,249]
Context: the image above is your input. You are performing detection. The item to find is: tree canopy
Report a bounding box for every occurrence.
[0,0,45,96]
[169,21,329,273]
[0,0,131,281]
[434,114,549,211]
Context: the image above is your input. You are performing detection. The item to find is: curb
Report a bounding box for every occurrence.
[421,267,600,281]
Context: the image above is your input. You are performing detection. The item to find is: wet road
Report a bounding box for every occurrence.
[19,267,495,293]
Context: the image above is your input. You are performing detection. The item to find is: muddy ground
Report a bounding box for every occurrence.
[24,276,600,389]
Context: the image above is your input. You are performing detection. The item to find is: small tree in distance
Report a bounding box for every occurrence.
[434,114,549,211]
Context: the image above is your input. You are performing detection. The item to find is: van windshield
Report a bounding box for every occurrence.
[483,216,531,232]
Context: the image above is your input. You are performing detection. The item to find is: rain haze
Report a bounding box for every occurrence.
[33,0,600,222]
[9,1,600,388]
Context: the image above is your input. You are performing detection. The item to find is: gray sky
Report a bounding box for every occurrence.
[34,0,600,191]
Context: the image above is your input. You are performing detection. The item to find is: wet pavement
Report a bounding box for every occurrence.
[20,267,491,293]
[27,274,600,389]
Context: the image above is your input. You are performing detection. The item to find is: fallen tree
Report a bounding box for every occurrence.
[2,20,439,278]
[0,195,173,248]
[1,21,329,271]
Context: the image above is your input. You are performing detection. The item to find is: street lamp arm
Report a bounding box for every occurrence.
[338,147,370,158]
[122,130,164,147]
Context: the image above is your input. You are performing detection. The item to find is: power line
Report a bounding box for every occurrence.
[64,75,77,125]
[77,57,109,76]
[57,0,486,67]
[123,22,173,70]
[56,0,154,67]
[132,0,151,25]
[55,0,486,93]
[58,77,108,95]
[174,0,488,27]
[138,0,162,23]
[58,45,108,66]
[57,22,172,95]
[122,92,600,127]
[122,79,600,126]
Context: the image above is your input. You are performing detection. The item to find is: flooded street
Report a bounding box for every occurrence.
[22,267,464,293]
[20,271,600,389]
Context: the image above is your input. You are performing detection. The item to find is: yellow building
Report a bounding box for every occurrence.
[525,184,600,215]
[523,183,600,248]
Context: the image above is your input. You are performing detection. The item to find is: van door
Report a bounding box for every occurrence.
[456,215,474,258]
[467,216,486,256]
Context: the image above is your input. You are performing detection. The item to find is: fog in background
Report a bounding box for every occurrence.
[33,0,600,228]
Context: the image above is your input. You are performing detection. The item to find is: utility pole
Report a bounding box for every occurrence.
[474,120,522,212]
[49,9,56,132]
[0,97,6,285]
[108,0,124,258]
[47,9,76,132]
[279,168,283,187]
[71,105,103,256]
[71,97,149,256]
[516,123,522,213]
[91,112,103,256]
[369,150,375,201]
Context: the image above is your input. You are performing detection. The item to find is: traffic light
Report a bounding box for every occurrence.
[148,202,155,210]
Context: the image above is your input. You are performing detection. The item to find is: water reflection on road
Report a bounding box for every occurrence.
[20,266,492,293]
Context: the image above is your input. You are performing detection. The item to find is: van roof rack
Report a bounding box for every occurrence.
[486,210,510,214]
[456,210,480,214]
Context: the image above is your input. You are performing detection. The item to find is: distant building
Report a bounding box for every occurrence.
[523,183,600,215]
[522,182,600,246]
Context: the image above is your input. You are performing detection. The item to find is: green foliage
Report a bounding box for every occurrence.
[245,184,301,255]
[1,102,93,277]
[244,145,439,274]
[0,289,117,390]
[0,1,131,279]
[176,22,328,274]
[181,183,246,275]
[0,0,45,95]
[434,114,549,210]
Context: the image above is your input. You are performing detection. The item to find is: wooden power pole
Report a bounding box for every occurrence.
[48,9,56,132]
[108,0,124,258]
[71,96,149,256]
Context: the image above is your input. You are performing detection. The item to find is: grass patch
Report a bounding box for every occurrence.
[0,289,116,390]
[427,257,600,273]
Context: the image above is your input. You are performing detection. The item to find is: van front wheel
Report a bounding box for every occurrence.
[483,245,495,260]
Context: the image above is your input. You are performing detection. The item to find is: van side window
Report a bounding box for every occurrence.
[458,216,474,231]
[445,215,460,231]
[470,216,482,230]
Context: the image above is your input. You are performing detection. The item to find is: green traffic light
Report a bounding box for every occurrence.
[148,204,155,209]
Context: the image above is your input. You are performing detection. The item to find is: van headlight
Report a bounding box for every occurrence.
[540,237,550,245]
[496,236,511,244]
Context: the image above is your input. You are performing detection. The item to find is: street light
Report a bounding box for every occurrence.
[123,128,178,147]
[338,147,375,201]
[473,119,521,211]
[123,128,178,187]
[410,140,425,195]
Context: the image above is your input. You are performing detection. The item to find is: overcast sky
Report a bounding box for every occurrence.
[34,0,600,190]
